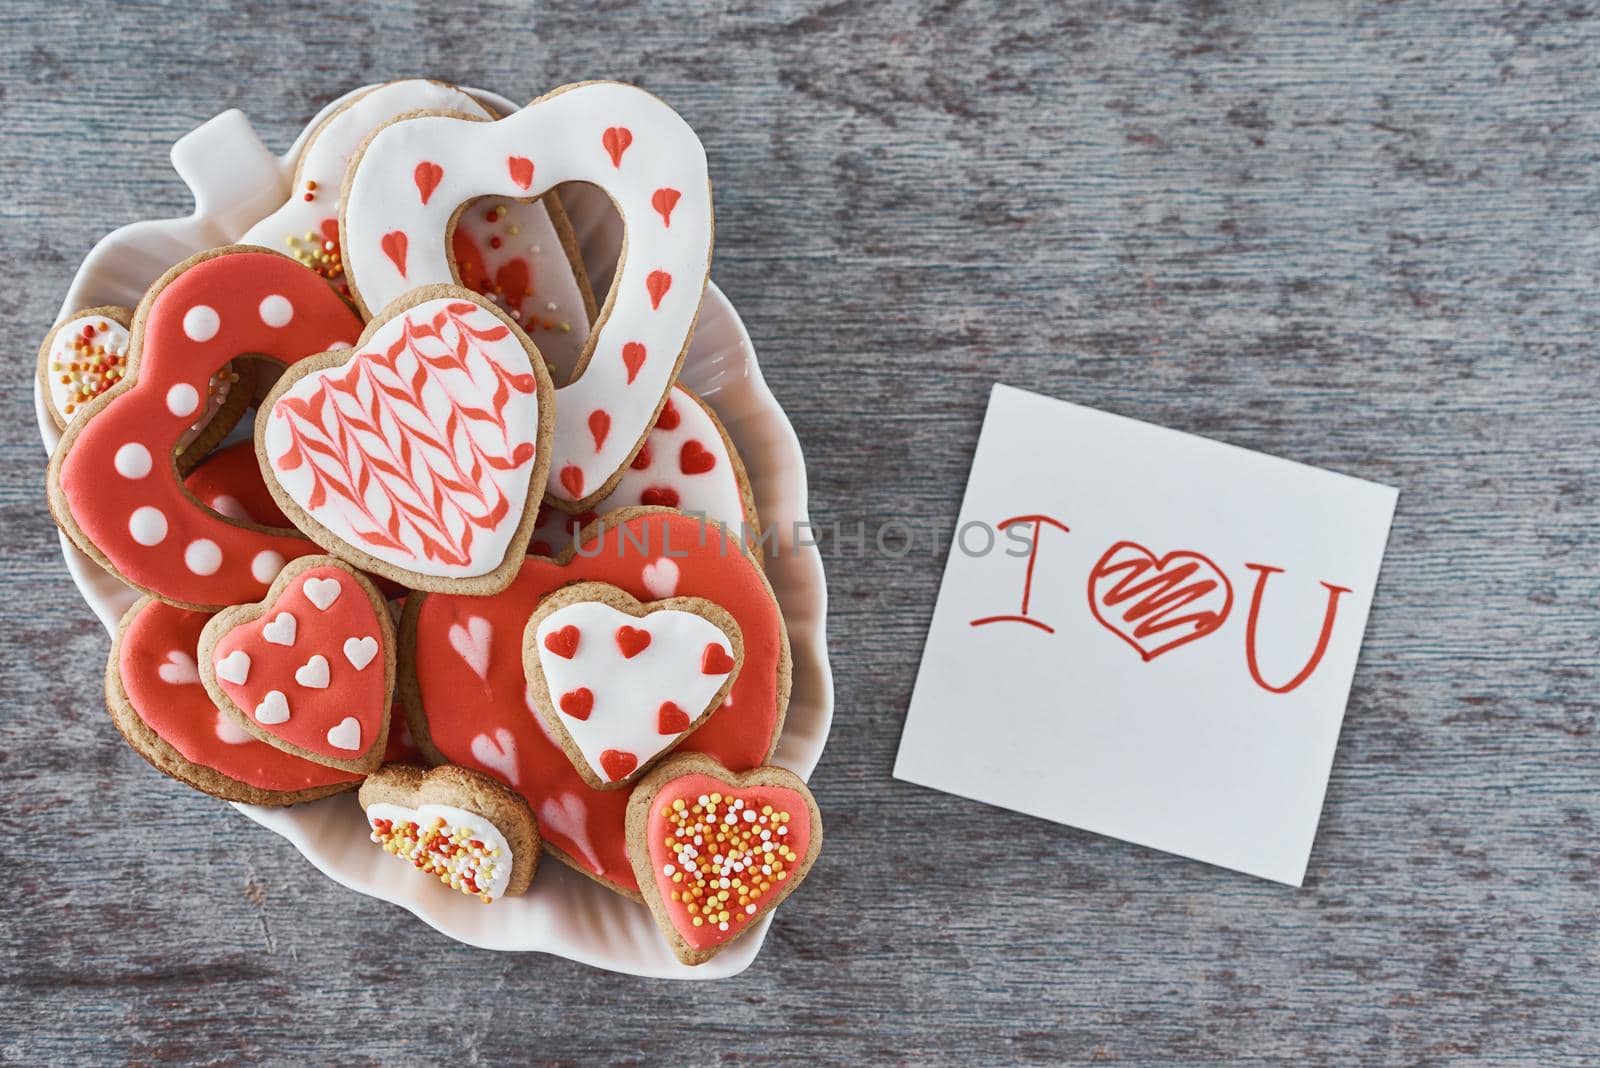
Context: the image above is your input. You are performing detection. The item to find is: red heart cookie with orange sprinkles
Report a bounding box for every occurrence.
[200,555,394,773]
[626,753,822,966]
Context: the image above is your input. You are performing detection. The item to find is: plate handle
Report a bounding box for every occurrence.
[169,109,288,243]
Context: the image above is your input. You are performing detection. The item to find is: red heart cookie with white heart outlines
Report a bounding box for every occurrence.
[47,247,364,611]
[106,597,358,805]
[359,763,541,902]
[340,81,712,512]
[1087,540,1235,661]
[258,286,554,595]
[522,581,743,790]
[626,753,822,966]
[200,556,394,773]
[399,508,788,897]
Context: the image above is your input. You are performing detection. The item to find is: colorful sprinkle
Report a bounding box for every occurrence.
[658,791,795,933]
[369,813,505,903]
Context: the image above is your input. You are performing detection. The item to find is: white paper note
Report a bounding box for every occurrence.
[894,384,1398,886]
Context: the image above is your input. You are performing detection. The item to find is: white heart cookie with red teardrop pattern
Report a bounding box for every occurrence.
[521,582,742,790]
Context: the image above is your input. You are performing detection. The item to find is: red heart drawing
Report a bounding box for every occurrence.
[601,749,638,781]
[622,341,646,384]
[701,643,736,675]
[413,161,444,205]
[507,155,534,190]
[630,443,652,471]
[646,270,672,310]
[679,439,716,476]
[559,465,585,498]
[380,231,408,277]
[655,397,680,430]
[602,126,633,168]
[652,187,681,227]
[494,259,530,310]
[1087,540,1234,661]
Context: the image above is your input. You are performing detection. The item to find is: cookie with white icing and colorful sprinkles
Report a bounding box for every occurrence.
[626,752,822,965]
[359,764,540,901]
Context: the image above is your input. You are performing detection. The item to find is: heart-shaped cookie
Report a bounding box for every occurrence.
[358,763,540,902]
[522,581,743,790]
[200,556,393,773]
[626,753,822,966]
[106,597,358,805]
[259,287,554,594]
[1087,540,1234,661]
[340,81,712,511]
[400,508,791,897]
[47,247,363,611]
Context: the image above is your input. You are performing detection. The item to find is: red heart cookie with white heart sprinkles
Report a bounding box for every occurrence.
[106,597,358,806]
[522,581,744,790]
[626,753,822,966]
[200,556,394,773]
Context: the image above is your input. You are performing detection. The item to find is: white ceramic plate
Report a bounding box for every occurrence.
[36,86,832,979]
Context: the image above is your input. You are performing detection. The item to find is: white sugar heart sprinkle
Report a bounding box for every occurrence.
[215,649,252,685]
[303,576,343,611]
[262,612,297,646]
[254,690,290,724]
[326,716,361,751]
[158,650,200,685]
[642,557,680,599]
[343,635,379,670]
[294,654,330,689]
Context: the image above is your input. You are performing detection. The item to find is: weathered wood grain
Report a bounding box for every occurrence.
[2,1,1596,1063]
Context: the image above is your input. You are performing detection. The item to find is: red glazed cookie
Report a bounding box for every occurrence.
[47,246,363,611]
[359,763,540,901]
[199,556,394,774]
[522,581,743,790]
[106,596,358,805]
[626,753,822,966]
[400,508,790,897]
[183,440,292,528]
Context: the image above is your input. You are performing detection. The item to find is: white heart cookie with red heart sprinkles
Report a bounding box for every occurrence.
[199,556,394,773]
[341,80,712,511]
[522,581,742,790]
[259,289,552,592]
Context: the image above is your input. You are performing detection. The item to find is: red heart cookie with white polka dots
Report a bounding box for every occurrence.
[522,581,743,791]
[626,753,822,966]
[47,246,364,611]
[199,555,394,773]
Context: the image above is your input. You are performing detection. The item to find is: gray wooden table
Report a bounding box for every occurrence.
[3,1,1596,1063]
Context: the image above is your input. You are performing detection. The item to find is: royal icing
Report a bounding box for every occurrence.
[405,511,783,893]
[646,772,812,951]
[183,440,291,527]
[342,81,712,508]
[240,79,589,370]
[367,801,514,902]
[262,295,545,581]
[532,599,737,785]
[209,564,388,766]
[43,310,242,447]
[528,388,750,557]
[51,250,363,609]
[116,598,357,793]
